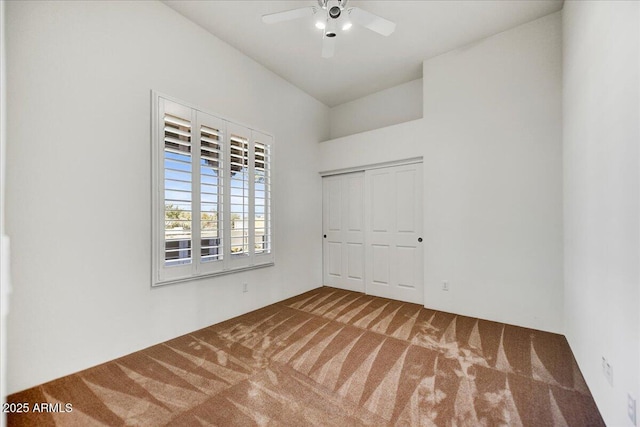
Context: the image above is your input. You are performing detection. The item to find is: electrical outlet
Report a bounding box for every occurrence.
[629,394,637,425]
[243,283,248,293]
[442,281,449,291]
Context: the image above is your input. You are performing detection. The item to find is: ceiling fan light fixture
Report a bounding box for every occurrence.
[262,0,395,58]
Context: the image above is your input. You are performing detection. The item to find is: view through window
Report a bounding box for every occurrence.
[153,94,273,285]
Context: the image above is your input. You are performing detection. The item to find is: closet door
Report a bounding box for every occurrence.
[365,163,423,304]
[322,172,365,292]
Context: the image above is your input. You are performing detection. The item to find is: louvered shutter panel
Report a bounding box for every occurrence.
[196,111,226,275]
[252,131,273,264]
[157,98,194,282]
[226,123,251,269]
[153,93,274,285]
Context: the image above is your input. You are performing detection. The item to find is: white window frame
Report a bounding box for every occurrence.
[152,91,274,286]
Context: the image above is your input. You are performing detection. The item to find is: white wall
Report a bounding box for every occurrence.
[422,12,563,333]
[5,0,328,394]
[329,78,423,139]
[320,12,563,333]
[563,2,640,426]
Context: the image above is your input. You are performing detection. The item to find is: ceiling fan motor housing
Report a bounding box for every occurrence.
[324,0,346,37]
[263,0,394,58]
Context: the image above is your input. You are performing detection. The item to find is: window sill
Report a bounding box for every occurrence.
[152,261,275,287]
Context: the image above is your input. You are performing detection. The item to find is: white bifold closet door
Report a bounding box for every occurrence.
[322,172,365,292]
[365,163,423,304]
[322,162,423,304]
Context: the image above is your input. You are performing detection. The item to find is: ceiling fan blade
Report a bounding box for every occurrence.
[348,7,396,36]
[262,6,318,24]
[322,34,336,58]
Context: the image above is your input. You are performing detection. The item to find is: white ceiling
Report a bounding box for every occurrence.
[163,0,563,107]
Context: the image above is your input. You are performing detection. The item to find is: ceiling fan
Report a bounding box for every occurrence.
[262,0,396,58]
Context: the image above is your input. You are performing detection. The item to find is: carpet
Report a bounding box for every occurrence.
[7,286,604,426]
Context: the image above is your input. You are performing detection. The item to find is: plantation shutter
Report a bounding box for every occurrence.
[252,131,273,264]
[158,99,194,282]
[226,123,252,269]
[196,111,226,275]
[153,93,274,286]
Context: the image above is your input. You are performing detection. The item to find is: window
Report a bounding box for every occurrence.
[152,93,273,285]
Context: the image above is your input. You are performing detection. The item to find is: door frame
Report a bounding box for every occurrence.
[319,157,423,178]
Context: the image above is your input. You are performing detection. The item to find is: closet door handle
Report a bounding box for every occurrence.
[418,237,423,242]
[324,234,327,238]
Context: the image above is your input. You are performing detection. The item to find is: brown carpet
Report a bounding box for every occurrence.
[7,286,604,426]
